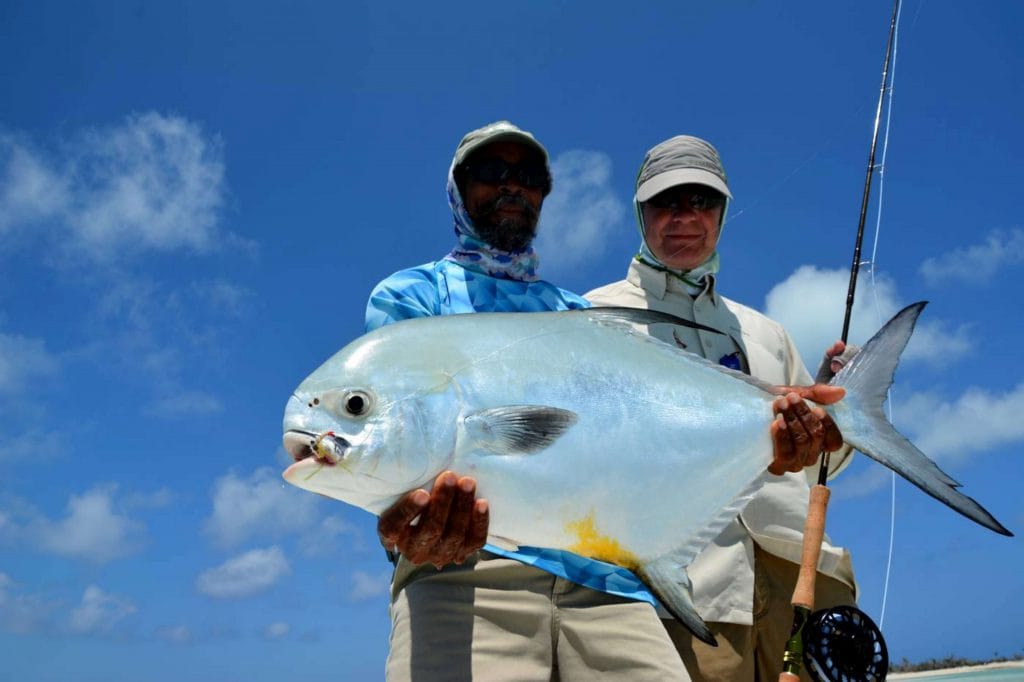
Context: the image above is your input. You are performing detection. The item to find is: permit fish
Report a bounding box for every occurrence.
[281,303,1010,643]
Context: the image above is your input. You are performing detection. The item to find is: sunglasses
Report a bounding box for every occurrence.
[463,158,551,191]
[646,187,725,212]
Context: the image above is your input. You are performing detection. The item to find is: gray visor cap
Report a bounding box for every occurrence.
[635,135,732,202]
[454,121,550,167]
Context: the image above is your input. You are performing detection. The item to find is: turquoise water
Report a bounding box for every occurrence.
[896,668,1024,681]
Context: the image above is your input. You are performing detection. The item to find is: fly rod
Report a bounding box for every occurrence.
[779,1,900,679]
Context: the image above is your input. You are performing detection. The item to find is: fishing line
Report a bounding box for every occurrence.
[867,0,905,631]
[724,102,868,227]
[780,2,903,679]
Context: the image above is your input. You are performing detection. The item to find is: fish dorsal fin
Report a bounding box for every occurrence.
[584,307,785,397]
[584,306,723,335]
[465,405,578,455]
[586,306,781,397]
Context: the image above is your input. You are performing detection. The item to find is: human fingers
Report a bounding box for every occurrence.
[768,408,795,475]
[430,476,479,567]
[789,394,827,465]
[461,498,490,562]
[815,407,844,452]
[377,488,430,551]
[401,471,458,565]
[777,383,846,405]
[774,393,819,472]
[815,340,847,383]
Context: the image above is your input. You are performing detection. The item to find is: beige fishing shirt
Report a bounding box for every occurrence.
[585,259,857,625]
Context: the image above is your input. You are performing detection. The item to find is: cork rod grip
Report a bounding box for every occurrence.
[791,483,831,610]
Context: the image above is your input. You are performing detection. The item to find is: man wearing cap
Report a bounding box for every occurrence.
[365,121,697,681]
[586,135,858,681]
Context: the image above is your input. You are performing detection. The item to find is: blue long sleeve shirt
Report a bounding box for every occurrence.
[365,259,658,606]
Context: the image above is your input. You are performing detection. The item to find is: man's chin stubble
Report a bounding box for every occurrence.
[473,216,537,253]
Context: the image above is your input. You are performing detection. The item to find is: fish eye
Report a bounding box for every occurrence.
[343,390,373,417]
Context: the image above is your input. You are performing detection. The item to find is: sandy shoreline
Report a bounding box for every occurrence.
[889,661,1024,679]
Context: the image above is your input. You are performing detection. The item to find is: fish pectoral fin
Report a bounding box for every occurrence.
[465,405,578,455]
[637,558,716,647]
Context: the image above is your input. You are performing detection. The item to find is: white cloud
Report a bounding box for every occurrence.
[263,621,290,639]
[68,585,137,635]
[0,132,68,232]
[920,229,1024,286]
[0,112,233,261]
[536,150,626,274]
[0,428,63,463]
[0,572,60,635]
[189,280,254,318]
[348,569,390,602]
[203,468,323,549]
[196,546,290,599]
[298,514,362,557]
[763,265,971,371]
[0,332,58,394]
[157,624,192,644]
[833,383,1024,499]
[79,275,256,420]
[831,465,892,500]
[897,383,1024,466]
[35,485,145,563]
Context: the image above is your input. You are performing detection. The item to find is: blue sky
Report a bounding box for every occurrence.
[2,1,1022,679]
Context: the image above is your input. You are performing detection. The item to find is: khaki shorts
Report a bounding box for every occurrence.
[385,551,691,682]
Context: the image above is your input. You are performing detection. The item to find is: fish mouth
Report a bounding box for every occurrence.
[283,429,350,466]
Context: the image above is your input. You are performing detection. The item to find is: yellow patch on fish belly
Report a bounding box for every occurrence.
[566,514,639,570]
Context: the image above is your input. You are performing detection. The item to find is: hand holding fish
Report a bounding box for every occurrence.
[378,471,490,568]
[814,340,861,384]
[767,387,845,475]
[768,341,857,474]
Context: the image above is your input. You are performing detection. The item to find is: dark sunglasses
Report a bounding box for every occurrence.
[463,158,551,191]
[646,186,725,212]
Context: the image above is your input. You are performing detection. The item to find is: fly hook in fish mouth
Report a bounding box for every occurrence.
[284,430,350,466]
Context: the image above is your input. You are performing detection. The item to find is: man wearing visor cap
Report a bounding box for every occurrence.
[587,135,858,681]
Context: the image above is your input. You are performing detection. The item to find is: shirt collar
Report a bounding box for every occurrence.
[628,259,718,303]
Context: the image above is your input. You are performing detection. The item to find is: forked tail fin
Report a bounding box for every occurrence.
[830,302,1012,536]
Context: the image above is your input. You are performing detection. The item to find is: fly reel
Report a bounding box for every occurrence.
[803,605,888,681]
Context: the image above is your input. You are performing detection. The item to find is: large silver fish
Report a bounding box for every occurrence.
[281,303,1010,643]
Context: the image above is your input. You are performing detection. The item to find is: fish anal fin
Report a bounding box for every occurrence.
[465,405,578,455]
[487,535,521,552]
[637,558,716,647]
